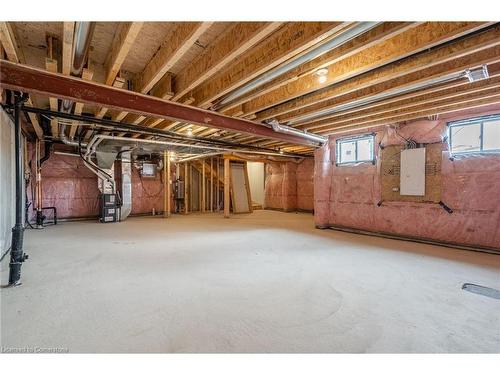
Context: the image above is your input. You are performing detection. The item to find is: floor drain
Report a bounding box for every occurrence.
[462,283,500,300]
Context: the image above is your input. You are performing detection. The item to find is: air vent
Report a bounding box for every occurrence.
[465,65,489,82]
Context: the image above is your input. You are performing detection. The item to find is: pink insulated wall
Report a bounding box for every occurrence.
[264,158,314,212]
[314,106,500,250]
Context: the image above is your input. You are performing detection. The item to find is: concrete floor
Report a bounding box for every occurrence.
[1,211,499,353]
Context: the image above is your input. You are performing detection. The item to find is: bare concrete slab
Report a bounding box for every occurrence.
[1,211,499,353]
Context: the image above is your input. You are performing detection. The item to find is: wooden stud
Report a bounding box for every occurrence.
[224,157,230,218]
[201,160,206,213]
[184,163,189,214]
[210,157,214,212]
[216,158,220,212]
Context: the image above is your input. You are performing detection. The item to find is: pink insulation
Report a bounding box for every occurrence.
[28,145,176,220]
[38,153,100,219]
[314,106,500,249]
[264,159,314,212]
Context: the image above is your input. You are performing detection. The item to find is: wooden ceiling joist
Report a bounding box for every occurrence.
[171,22,283,102]
[218,22,417,113]
[241,22,492,117]
[62,22,75,76]
[313,84,500,133]
[320,96,500,136]
[182,22,349,109]
[136,22,213,95]
[0,60,318,146]
[300,73,500,131]
[258,25,500,123]
[105,22,143,86]
[0,21,43,139]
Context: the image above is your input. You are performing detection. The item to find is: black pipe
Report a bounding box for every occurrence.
[1,105,306,158]
[8,93,29,286]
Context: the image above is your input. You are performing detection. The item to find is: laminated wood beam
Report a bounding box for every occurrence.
[242,22,492,116]
[172,22,283,101]
[0,60,318,146]
[258,24,500,122]
[187,22,349,108]
[0,22,43,138]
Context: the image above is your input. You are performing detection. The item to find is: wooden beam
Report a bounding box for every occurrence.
[220,22,416,113]
[105,22,143,86]
[137,22,213,95]
[241,22,492,115]
[62,22,75,76]
[188,22,349,108]
[0,60,319,146]
[259,24,500,122]
[0,22,43,138]
[172,22,283,101]
[224,157,230,218]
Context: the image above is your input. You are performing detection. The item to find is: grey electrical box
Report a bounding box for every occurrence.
[174,179,184,200]
[141,163,156,177]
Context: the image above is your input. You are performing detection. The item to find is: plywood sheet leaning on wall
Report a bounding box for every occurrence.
[381,143,442,203]
[230,161,252,213]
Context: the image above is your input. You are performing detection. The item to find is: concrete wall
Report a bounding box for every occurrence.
[264,158,314,212]
[314,106,500,249]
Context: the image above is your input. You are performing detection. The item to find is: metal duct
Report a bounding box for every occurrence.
[59,21,95,144]
[216,22,379,107]
[269,120,327,144]
[120,151,132,220]
[288,71,467,125]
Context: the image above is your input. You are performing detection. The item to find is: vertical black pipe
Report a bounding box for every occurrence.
[8,93,29,286]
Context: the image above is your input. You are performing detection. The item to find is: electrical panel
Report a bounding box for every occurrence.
[400,148,426,196]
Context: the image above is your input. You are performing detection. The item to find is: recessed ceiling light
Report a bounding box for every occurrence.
[315,68,328,84]
[186,127,193,137]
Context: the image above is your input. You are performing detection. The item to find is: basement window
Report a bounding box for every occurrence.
[336,134,375,165]
[448,114,500,155]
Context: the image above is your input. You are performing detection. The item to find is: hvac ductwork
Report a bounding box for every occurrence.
[59,21,95,145]
[268,120,327,145]
[120,151,132,220]
[216,22,379,107]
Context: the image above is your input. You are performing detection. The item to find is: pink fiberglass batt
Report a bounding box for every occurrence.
[313,108,500,249]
